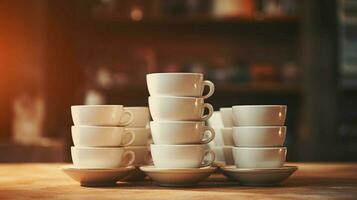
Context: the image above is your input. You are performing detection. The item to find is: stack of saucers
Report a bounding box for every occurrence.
[121,107,152,181]
[140,72,217,187]
[62,105,138,187]
[209,108,235,167]
[221,105,298,186]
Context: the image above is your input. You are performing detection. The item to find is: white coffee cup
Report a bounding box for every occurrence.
[212,127,234,146]
[146,73,215,99]
[149,96,213,121]
[71,147,135,168]
[150,121,215,144]
[151,144,215,168]
[232,147,287,168]
[233,126,286,147]
[71,105,134,126]
[232,105,287,126]
[212,146,234,166]
[71,125,135,147]
[123,107,150,127]
[220,107,234,127]
[122,127,151,146]
[207,111,223,127]
[124,146,152,166]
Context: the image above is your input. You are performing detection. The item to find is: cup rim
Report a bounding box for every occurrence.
[220,107,232,111]
[71,146,125,150]
[124,146,150,150]
[124,106,149,110]
[147,72,203,76]
[232,105,287,108]
[232,147,287,150]
[125,127,151,131]
[71,105,123,108]
[71,125,124,129]
[150,121,205,124]
[151,144,207,147]
[149,96,204,100]
[233,126,287,129]
[212,146,233,150]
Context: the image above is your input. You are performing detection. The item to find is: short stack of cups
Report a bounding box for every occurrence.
[121,107,152,181]
[147,73,216,170]
[231,105,287,169]
[70,105,137,169]
[209,108,235,166]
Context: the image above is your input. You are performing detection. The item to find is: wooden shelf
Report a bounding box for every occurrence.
[92,10,299,25]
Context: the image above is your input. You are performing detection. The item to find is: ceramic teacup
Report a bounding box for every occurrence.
[72,126,136,147]
[150,121,215,144]
[124,146,152,166]
[121,127,151,146]
[151,144,215,168]
[71,147,136,168]
[71,105,134,126]
[232,105,287,126]
[149,96,213,121]
[233,126,286,147]
[207,111,223,127]
[232,147,287,168]
[146,73,215,99]
[212,127,234,146]
[123,107,150,127]
[220,107,234,127]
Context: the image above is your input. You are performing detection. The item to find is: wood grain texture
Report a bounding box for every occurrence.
[0,163,356,200]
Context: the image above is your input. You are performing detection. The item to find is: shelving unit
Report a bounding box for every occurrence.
[0,0,343,162]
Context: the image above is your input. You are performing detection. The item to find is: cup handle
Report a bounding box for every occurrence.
[201,150,215,167]
[122,150,136,167]
[202,80,215,99]
[121,130,136,146]
[119,110,134,126]
[201,103,214,121]
[200,126,215,144]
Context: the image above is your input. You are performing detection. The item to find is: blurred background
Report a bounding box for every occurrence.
[0,0,355,162]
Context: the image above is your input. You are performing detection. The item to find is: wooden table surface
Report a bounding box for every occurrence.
[0,163,356,200]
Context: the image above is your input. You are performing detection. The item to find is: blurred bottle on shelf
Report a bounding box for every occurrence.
[12,93,45,145]
[250,64,278,83]
[84,89,106,105]
[213,0,254,17]
[255,0,297,17]
[281,62,299,83]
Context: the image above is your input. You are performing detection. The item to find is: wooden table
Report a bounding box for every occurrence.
[0,163,356,199]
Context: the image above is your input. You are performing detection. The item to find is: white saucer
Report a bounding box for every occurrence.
[62,165,135,187]
[140,165,217,187]
[220,165,298,186]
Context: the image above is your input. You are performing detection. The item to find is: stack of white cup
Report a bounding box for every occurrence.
[121,107,152,181]
[147,73,217,169]
[70,105,137,169]
[209,108,235,166]
[231,105,287,169]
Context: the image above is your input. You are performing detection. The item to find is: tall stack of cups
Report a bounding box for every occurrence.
[147,73,216,169]
[231,105,287,169]
[70,105,137,169]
